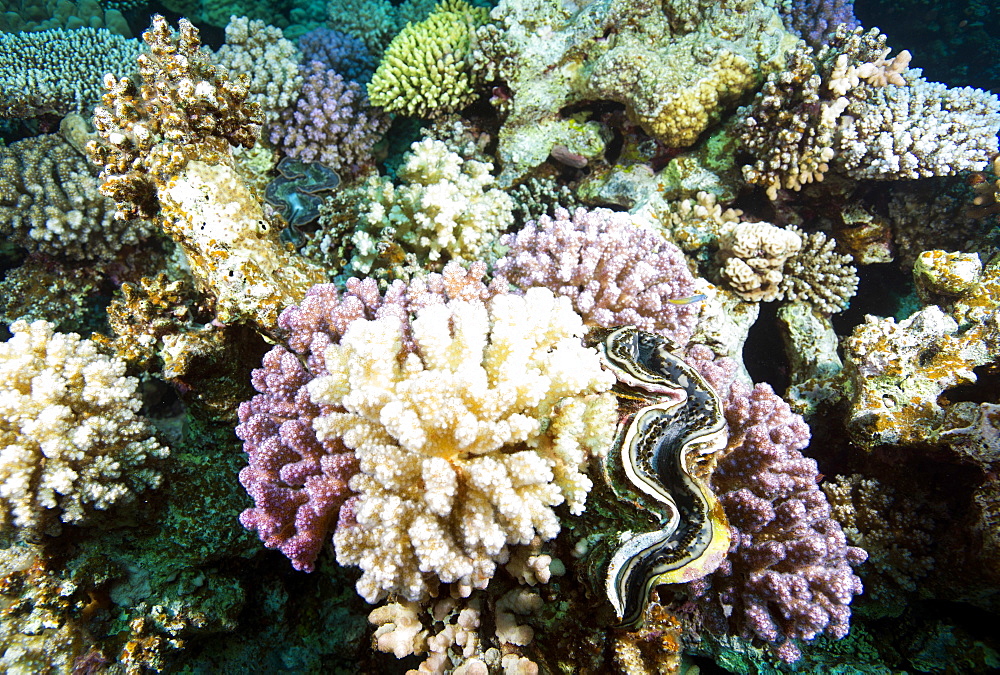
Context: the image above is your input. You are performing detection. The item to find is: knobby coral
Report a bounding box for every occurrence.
[0,320,168,543]
[494,207,701,344]
[308,288,617,603]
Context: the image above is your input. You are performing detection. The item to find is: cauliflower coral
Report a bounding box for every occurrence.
[0,320,168,542]
[307,288,617,602]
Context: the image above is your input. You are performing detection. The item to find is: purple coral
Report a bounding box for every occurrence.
[268,62,388,177]
[779,0,859,49]
[298,27,376,84]
[237,263,506,571]
[494,207,700,345]
[690,381,867,662]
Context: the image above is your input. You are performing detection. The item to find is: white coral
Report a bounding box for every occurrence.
[309,289,616,603]
[0,320,168,541]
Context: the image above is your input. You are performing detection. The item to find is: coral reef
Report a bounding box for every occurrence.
[298,27,376,84]
[494,207,701,344]
[309,288,616,602]
[352,138,513,274]
[739,26,1000,199]
[367,0,488,118]
[0,133,155,261]
[88,15,326,330]
[692,381,867,662]
[269,63,388,177]
[0,26,140,117]
[0,320,168,543]
[212,16,304,125]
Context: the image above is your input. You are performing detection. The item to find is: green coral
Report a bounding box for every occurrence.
[367,0,488,118]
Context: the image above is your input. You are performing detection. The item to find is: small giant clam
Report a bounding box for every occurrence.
[576,326,731,628]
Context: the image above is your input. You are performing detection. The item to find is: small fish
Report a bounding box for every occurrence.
[665,293,707,305]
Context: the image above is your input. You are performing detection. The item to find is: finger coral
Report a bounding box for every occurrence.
[494,207,701,345]
[308,288,617,603]
[367,0,488,118]
[0,320,168,543]
[691,381,867,663]
[0,134,155,261]
[237,262,507,572]
[269,63,389,177]
[352,138,513,273]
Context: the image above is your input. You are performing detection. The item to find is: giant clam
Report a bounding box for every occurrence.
[577,326,731,628]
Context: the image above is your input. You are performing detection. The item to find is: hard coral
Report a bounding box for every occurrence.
[494,207,701,345]
[89,15,327,330]
[0,134,155,261]
[0,320,168,543]
[308,288,616,603]
[367,0,488,119]
[269,63,388,177]
[237,262,507,572]
[692,382,866,662]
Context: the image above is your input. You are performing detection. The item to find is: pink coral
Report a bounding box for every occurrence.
[268,62,388,176]
[494,207,699,345]
[690,381,867,662]
[236,262,505,571]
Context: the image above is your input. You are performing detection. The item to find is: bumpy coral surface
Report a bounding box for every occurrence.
[494,207,701,344]
[269,63,388,176]
[367,0,487,118]
[0,320,168,542]
[307,288,617,603]
[238,262,508,572]
[353,139,513,272]
[212,16,304,125]
[0,26,140,117]
[0,133,155,261]
[693,382,867,662]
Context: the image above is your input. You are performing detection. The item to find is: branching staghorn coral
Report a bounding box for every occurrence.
[308,288,617,603]
[88,15,326,330]
[0,320,168,543]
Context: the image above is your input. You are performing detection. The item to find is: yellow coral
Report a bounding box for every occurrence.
[367,0,488,118]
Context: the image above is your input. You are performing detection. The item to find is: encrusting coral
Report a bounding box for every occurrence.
[0,320,168,543]
[88,14,326,330]
[308,287,617,603]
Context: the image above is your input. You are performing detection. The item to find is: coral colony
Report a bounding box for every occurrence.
[3,0,1000,672]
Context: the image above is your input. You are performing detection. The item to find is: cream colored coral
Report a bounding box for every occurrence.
[779,227,858,314]
[309,289,616,603]
[354,139,513,271]
[0,320,168,541]
[717,221,802,301]
[213,16,304,125]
